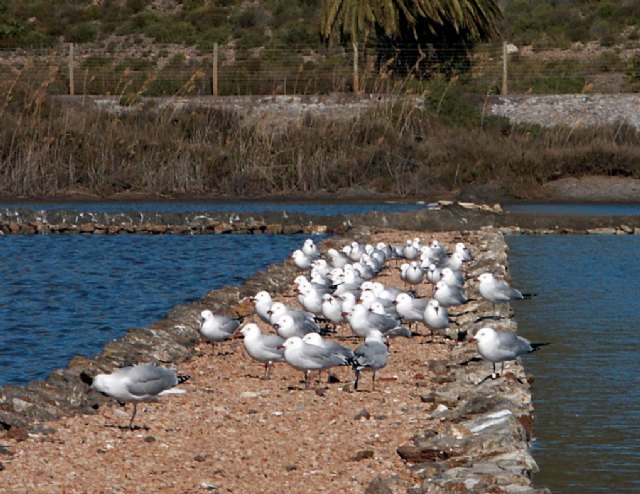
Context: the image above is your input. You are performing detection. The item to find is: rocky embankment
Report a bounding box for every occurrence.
[2,201,640,236]
[0,213,553,493]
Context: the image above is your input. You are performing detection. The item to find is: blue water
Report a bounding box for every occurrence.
[0,201,429,216]
[0,234,321,385]
[507,235,640,494]
[505,203,640,216]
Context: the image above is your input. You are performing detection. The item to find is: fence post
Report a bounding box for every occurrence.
[352,42,359,94]
[502,41,508,96]
[68,42,75,96]
[212,42,219,96]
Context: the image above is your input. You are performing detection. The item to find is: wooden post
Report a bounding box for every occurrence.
[502,41,508,96]
[352,42,359,94]
[68,42,75,96]
[212,42,219,96]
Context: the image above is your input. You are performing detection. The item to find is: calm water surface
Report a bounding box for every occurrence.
[0,234,322,386]
[507,235,640,494]
[505,203,640,216]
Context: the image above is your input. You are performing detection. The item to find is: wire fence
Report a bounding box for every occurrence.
[1,41,639,97]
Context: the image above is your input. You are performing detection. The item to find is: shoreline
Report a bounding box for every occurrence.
[0,219,550,492]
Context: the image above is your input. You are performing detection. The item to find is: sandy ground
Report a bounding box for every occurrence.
[0,230,479,494]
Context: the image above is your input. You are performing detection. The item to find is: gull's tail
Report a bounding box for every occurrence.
[522,293,537,300]
[177,374,191,385]
[530,342,549,352]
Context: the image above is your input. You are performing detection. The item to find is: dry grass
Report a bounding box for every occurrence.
[1,75,640,199]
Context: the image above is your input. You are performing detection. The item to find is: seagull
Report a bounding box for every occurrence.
[273,314,318,339]
[252,290,274,324]
[393,293,428,326]
[280,336,351,389]
[237,323,285,380]
[291,249,313,270]
[425,263,442,285]
[433,280,469,307]
[423,299,449,331]
[321,293,345,327]
[302,332,354,362]
[81,364,190,430]
[471,327,548,379]
[198,310,243,349]
[268,301,320,333]
[400,261,424,288]
[477,272,535,318]
[440,267,465,288]
[454,242,473,262]
[302,238,321,260]
[344,304,398,338]
[351,330,389,391]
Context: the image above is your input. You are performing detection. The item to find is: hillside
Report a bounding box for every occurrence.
[0,0,639,50]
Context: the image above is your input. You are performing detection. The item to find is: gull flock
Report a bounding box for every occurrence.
[85,235,546,429]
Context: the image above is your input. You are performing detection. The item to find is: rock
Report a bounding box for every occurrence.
[364,476,394,494]
[350,450,374,461]
[354,409,371,421]
[239,391,259,400]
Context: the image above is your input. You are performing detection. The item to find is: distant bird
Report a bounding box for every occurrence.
[198,310,243,349]
[81,364,190,430]
[351,330,389,391]
[237,323,285,380]
[477,272,535,318]
[471,327,548,379]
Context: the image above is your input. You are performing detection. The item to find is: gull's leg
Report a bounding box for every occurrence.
[371,371,377,391]
[129,403,137,430]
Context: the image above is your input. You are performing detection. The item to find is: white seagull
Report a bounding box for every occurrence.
[82,364,190,430]
[351,330,389,391]
[477,272,535,318]
[471,327,548,379]
[198,310,243,348]
[237,323,285,380]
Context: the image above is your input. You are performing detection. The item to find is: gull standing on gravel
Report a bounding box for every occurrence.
[425,263,442,285]
[252,290,275,324]
[440,267,465,288]
[198,310,243,350]
[400,262,425,288]
[345,304,398,338]
[281,336,351,389]
[273,314,319,339]
[394,293,428,326]
[327,248,350,269]
[268,301,320,333]
[433,280,469,307]
[471,327,548,379]
[82,364,190,430]
[477,272,535,318]
[423,299,449,331]
[351,330,389,391]
[321,293,345,328]
[237,323,285,380]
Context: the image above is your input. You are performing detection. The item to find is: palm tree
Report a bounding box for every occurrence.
[321,0,502,79]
